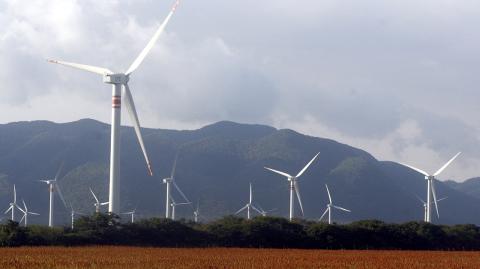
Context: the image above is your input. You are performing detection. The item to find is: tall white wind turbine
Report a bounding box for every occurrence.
[319,184,351,224]
[121,206,137,223]
[264,152,320,221]
[193,200,201,223]
[235,183,262,220]
[90,188,109,213]
[17,200,40,227]
[69,204,86,230]
[4,184,18,221]
[400,152,461,223]
[163,154,191,219]
[48,0,182,214]
[39,163,68,227]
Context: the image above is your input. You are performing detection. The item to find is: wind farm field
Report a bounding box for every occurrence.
[0,247,479,269]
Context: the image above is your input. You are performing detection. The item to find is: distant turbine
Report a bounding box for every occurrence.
[4,184,18,221]
[416,195,447,222]
[89,188,109,213]
[264,152,320,221]
[121,206,137,223]
[235,183,262,220]
[257,205,277,217]
[163,154,190,219]
[193,200,201,223]
[48,0,182,214]
[319,184,351,224]
[39,163,68,227]
[17,200,40,227]
[69,204,86,230]
[170,197,190,221]
[400,152,461,223]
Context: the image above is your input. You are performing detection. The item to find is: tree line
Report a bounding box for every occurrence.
[1,214,479,250]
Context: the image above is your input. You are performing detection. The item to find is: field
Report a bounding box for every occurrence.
[0,247,479,269]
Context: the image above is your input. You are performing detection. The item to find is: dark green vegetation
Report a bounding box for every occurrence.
[1,215,480,250]
[0,119,478,225]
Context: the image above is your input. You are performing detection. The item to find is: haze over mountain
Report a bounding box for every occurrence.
[0,119,478,225]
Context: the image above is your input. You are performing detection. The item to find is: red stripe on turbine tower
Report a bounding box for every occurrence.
[112,96,121,108]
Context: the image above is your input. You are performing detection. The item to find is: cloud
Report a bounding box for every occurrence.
[1,0,479,180]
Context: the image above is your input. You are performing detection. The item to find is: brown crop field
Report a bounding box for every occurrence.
[0,247,479,269]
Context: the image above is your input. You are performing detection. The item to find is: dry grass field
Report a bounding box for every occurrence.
[0,247,479,269]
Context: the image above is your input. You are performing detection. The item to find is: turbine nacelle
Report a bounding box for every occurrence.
[163,177,173,184]
[103,74,129,84]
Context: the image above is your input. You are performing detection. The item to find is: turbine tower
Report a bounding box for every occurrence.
[17,200,40,227]
[4,184,18,221]
[90,188,109,213]
[193,201,201,223]
[39,163,68,227]
[416,195,447,222]
[319,184,351,224]
[170,197,190,221]
[48,0,182,214]
[400,152,461,223]
[264,152,320,221]
[69,204,86,230]
[235,183,261,220]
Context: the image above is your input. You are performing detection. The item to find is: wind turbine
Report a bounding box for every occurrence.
[17,200,40,227]
[257,205,277,217]
[235,183,262,220]
[39,163,68,227]
[163,154,191,219]
[121,207,137,223]
[193,200,201,223]
[69,204,86,230]
[264,152,320,221]
[89,188,109,213]
[170,197,191,221]
[400,152,461,223]
[416,195,447,222]
[47,0,182,214]
[4,184,18,221]
[319,184,351,224]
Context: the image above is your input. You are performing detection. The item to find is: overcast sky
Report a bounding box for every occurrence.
[1,0,479,181]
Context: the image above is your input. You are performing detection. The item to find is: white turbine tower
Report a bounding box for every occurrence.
[235,183,261,220]
[170,197,190,221]
[264,152,320,221]
[39,164,68,227]
[193,201,201,223]
[400,152,461,223]
[48,0,182,214]
[90,188,109,213]
[17,200,40,227]
[416,195,447,222]
[319,184,351,224]
[4,184,18,221]
[69,204,86,230]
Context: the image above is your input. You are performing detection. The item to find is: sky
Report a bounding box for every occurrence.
[0,0,479,181]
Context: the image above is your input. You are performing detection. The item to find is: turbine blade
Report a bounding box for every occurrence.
[4,206,13,214]
[325,184,332,204]
[333,205,351,212]
[47,59,113,75]
[55,183,68,209]
[13,184,16,203]
[433,152,461,177]
[171,152,178,179]
[399,162,430,177]
[249,183,252,204]
[319,208,329,221]
[125,0,181,75]
[436,197,448,202]
[173,182,190,203]
[296,152,320,178]
[20,214,25,223]
[89,188,99,204]
[22,200,27,212]
[54,162,65,181]
[29,212,40,216]
[294,181,304,216]
[415,194,426,204]
[16,204,26,214]
[264,167,292,178]
[251,205,262,214]
[235,205,248,215]
[123,84,153,176]
[431,180,440,218]
[100,202,110,205]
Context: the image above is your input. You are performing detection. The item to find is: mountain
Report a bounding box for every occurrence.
[0,119,478,225]
[445,178,480,200]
